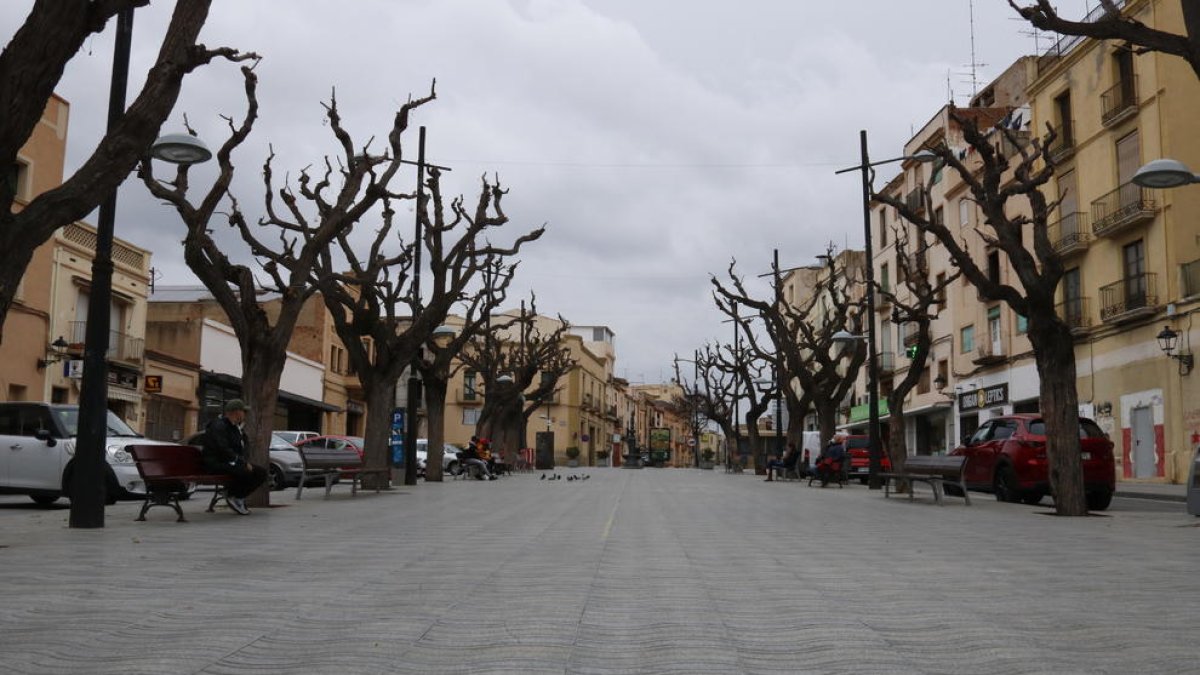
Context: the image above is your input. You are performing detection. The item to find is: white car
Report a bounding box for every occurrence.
[0,402,171,506]
[416,439,461,476]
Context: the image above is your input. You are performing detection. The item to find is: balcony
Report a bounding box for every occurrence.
[1100,77,1138,127]
[905,250,928,275]
[995,130,1032,159]
[972,339,1006,365]
[68,321,144,365]
[904,188,924,213]
[1056,297,1092,336]
[1100,273,1158,323]
[1091,182,1155,237]
[1048,212,1091,256]
[877,351,895,377]
[875,288,892,311]
[1046,125,1076,164]
[1035,0,1129,75]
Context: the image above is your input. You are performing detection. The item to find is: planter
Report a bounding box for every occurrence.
[699,461,715,470]
[567,459,579,468]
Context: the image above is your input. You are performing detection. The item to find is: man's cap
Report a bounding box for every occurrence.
[224,399,248,413]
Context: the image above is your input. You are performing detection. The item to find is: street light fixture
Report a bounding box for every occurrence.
[835,132,937,490]
[1132,158,1200,189]
[151,133,213,165]
[1156,325,1194,375]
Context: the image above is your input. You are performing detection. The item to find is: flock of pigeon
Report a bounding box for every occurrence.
[540,473,590,482]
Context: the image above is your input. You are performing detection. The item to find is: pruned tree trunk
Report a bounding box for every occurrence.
[361,377,398,490]
[1030,316,1086,513]
[240,348,288,507]
[886,412,910,494]
[423,375,449,482]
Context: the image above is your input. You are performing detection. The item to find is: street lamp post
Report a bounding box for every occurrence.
[71,9,142,528]
[835,130,936,490]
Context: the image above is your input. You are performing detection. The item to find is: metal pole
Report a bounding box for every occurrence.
[860,129,883,490]
[693,348,701,468]
[732,302,740,467]
[70,8,133,528]
[773,248,784,461]
[403,126,427,487]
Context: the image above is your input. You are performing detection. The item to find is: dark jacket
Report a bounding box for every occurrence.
[201,415,246,471]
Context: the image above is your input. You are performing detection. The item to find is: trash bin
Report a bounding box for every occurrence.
[1188,443,1200,517]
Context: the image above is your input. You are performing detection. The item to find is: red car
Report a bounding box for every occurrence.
[844,435,892,483]
[950,414,1115,510]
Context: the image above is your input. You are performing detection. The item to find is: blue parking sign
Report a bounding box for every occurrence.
[390,408,405,467]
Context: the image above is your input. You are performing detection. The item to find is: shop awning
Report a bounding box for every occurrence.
[201,371,342,413]
[848,400,889,423]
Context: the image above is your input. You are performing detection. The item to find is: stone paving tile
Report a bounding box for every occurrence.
[0,469,1196,674]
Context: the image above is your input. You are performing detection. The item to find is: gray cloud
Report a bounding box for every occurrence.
[4,0,1062,381]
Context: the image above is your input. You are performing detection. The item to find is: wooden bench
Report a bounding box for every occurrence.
[129,444,233,522]
[294,445,390,499]
[880,455,970,506]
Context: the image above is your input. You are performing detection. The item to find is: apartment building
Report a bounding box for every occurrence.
[2,94,154,433]
[1028,0,1200,482]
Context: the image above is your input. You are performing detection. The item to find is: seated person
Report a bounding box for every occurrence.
[813,435,847,485]
[462,436,496,481]
[765,443,800,482]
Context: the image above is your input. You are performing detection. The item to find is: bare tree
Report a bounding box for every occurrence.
[876,108,1096,515]
[1012,0,1200,80]
[713,252,867,454]
[315,168,543,486]
[690,343,740,460]
[459,301,576,464]
[418,258,520,482]
[140,69,434,504]
[878,225,960,489]
[708,286,779,472]
[0,1,254,340]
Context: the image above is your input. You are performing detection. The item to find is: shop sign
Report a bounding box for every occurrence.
[144,375,163,394]
[958,383,1008,412]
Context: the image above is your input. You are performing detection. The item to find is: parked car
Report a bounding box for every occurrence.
[0,402,172,506]
[294,435,366,459]
[843,435,892,484]
[415,440,461,477]
[273,430,320,446]
[950,414,1115,510]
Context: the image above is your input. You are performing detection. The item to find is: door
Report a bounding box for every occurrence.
[5,405,65,491]
[1123,240,1146,309]
[1131,406,1156,478]
[962,421,995,486]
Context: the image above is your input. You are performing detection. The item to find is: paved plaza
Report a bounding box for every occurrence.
[0,468,1195,674]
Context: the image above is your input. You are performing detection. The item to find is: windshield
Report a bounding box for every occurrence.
[54,408,140,437]
[1027,419,1107,438]
[270,433,295,449]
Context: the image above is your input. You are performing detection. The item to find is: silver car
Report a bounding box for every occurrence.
[416,440,461,476]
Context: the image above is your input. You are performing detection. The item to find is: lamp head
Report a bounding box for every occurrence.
[496,374,515,384]
[430,325,456,349]
[1157,325,1179,354]
[831,329,863,344]
[151,133,212,165]
[1133,158,1200,189]
[907,149,940,163]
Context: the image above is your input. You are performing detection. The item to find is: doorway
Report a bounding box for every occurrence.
[1131,406,1156,478]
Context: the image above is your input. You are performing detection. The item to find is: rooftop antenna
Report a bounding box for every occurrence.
[965,0,988,99]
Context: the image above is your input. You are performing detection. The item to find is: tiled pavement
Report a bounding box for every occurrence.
[0,468,1196,674]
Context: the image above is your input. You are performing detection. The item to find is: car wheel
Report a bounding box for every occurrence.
[268,466,286,492]
[447,461,460,476]
[993,465,1020,503]
[1086,489,1113,511]
[30,494,60,507]
[1020,491,1045,506]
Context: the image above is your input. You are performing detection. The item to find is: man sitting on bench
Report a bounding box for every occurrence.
[200,399,267,515]
[764,442,800,482]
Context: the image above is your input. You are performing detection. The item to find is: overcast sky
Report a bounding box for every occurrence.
[6,1,1095,383]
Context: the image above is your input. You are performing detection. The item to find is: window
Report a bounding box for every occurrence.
[1055,91,1073,144]
[1016,312,1028,334]
[987,306,1001,353]
[463,371,477,401]
[51,387,68,404]
[1116,130,1141,186]
[935,272,946,311]
[878,209,888,246]
[1123,239,1146,305]
[987,250,1001,284]
[6,162,26,201]
[880,263,890,293]
[462,408,480,425]
[958,199,971,227]
[1115,47,1135,100]
[937,359,948,389]
[961,325,975,353]
[934,206,944,227]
